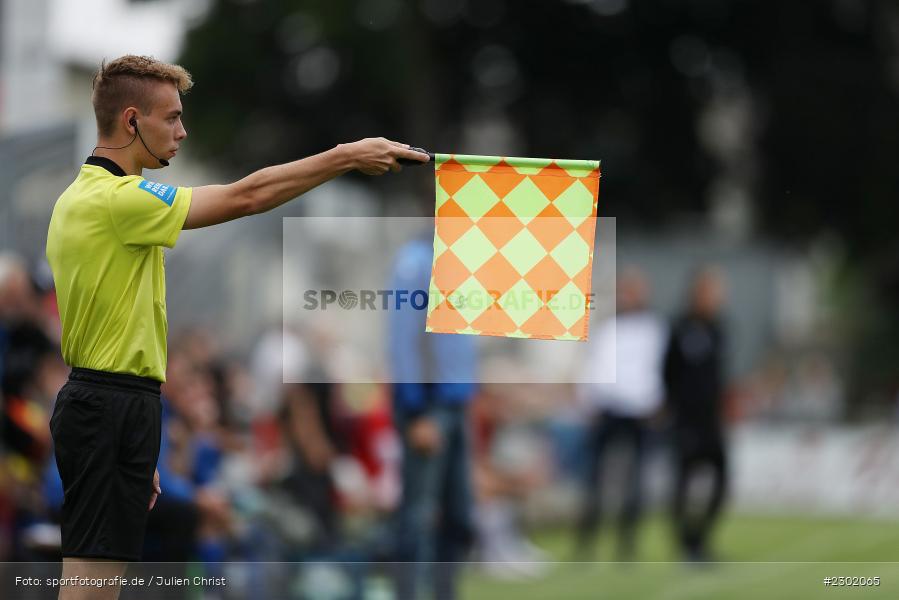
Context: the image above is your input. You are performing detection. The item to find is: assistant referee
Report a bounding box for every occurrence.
[45,55,428,600]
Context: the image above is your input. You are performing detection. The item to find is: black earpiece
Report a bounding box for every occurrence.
[92,117,139,156]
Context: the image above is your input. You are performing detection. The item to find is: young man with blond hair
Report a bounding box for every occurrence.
[46,54,428,599]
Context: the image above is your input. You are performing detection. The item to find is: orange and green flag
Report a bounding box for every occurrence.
[426,154,601,341]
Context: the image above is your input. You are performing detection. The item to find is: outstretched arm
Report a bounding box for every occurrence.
[184,138,429,230]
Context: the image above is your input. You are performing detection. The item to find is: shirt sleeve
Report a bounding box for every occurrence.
[108,176,192,248]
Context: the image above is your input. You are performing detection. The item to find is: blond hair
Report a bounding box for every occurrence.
[91,55,193,136]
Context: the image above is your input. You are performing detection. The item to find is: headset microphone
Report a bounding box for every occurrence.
[130,117,169,167]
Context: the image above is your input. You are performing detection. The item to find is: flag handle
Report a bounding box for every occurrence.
[398,146,435,166]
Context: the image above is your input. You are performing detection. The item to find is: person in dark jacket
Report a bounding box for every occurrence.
[663,267,728,562]
[388,233,477,600]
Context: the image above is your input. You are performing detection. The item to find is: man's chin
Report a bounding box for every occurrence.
[144,158,172,170]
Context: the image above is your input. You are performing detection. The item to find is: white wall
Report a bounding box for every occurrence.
[731,424,899,517]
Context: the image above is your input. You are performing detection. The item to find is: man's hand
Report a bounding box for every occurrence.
[407,416,442,455]
[149,468,161,510]
[341,137,430,175]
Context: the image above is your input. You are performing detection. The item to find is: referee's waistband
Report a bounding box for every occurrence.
[69,367,162,394]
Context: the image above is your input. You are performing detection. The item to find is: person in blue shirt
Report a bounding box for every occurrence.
[388,231,478,600]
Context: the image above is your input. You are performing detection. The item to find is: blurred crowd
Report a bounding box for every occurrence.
[0,245,827,598]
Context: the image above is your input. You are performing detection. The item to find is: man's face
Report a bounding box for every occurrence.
[135,82,187,169]
[617,269,648,312]
[693,272,726,317]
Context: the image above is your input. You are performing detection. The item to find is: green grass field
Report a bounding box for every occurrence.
[463,513,899,599]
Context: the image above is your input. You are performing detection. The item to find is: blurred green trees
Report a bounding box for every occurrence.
[179,0,899,407]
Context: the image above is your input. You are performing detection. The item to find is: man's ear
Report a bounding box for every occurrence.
[123,108,139,134]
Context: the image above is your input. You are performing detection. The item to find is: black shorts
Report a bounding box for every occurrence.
[49,367,162,561]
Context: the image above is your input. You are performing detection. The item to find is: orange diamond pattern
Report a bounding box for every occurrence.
[427,154,601,341]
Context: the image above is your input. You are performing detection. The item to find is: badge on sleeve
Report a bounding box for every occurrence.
[138,180,177,206]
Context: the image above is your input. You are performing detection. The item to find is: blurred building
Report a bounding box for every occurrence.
[0,0,848,406]
[0,0,209,255]
[0,0,283,347]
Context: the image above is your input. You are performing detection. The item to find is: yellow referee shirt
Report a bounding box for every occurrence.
[46,157,192,382]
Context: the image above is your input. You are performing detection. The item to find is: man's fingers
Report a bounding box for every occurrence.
[149,492,158,511]
[384,139,431,162]
[395,147,431,162]
[355,138,428,175]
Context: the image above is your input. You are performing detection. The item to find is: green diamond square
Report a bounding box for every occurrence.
[450,226,496,273]
[458,156,502,173]
[559,161,599,178]
[553,179,594,227]
[435,180,450,211]
[433,232,448,260]
[427,279,445,316]
[446,275,493,323]
[550,231,590,278]
[545,281,587,330]
[502,178,550,224]
[497,279,543,327]
[452,175,501,220]
[500,228,547,275]
[511,158,553,175]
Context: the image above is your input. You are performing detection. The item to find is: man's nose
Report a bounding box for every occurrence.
[176,124,187,141]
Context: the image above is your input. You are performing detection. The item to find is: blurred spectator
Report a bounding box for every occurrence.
[574,267,667,561]
[247,329,399,596]
[0,253,65,561]
[251,327,309,419]
[471,387,550,579]
[0,254,51,389]
[146,349,233,566]
[664,266,729,562]
[279,370,343,553]
[337,383,401,516]
[388,232,478,600]
[247,328,347,557]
